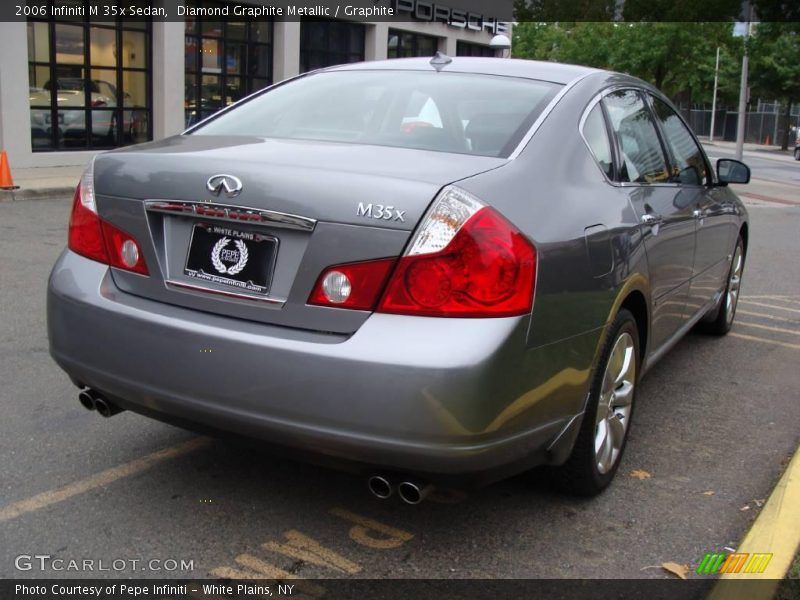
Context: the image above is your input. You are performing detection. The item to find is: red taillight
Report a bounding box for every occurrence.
[67,169,149,275]
[308,186,537,318]
[308,258,396,311]
[378,207,536,317]
[68,186,107,263]
[91,99,107,107]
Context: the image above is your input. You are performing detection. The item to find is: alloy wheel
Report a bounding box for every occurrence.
[594,332,636,474]
[726,244,743,325]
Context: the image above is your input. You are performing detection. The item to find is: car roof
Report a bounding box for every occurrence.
[327,57,600,85]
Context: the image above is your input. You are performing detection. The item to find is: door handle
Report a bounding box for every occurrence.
[693,208,707,225]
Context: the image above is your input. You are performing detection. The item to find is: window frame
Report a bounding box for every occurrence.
[579,86,701,188]
[645,92,714,188]
[299,19,365,74]
[27,11,153,152]
[455,40,496,58]
[183,1,274,128]
[387,28,440,59]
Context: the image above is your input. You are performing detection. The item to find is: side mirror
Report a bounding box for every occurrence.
[717,159,750,185]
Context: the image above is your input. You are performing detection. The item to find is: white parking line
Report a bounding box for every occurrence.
[738,310,800,324]
[729,332,800,351]
[736,321,800,336]
[740,300,800,314]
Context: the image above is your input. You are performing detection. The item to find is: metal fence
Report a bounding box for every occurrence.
[683,107,800,145]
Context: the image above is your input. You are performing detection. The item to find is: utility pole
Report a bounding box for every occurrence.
[735,7,754,160]
[710,47,720,142]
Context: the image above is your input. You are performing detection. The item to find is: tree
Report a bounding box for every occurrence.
[748,23,800,149]
[513,22,736,106]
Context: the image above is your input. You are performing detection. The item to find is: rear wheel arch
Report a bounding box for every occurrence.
[620,290,648,366]
[739,222,749,258]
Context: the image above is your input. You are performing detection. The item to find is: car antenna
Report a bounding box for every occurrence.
[430,51,452,72]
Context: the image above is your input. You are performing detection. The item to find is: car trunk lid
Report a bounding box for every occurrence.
[91,135,506,334]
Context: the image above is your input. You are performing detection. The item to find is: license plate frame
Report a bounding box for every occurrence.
[183,222,278,296]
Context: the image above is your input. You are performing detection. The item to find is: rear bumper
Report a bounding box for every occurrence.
[47,250,590,482]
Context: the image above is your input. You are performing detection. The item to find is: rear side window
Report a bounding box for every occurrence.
[192,71,561,158]
[603,90,669,184]
[582,103,613,179]
[650,96,709,186]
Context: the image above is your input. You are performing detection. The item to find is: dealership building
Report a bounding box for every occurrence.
[0,1,512,169]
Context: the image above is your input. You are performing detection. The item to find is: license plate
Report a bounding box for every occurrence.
[184,223,277,295]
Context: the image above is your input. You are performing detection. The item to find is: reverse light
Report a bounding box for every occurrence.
[67,162,149,275]
[377,186,537,318]
[309,258,396,311]
[100,221,149,275]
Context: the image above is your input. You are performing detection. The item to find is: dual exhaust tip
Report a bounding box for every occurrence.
[78,388,124,418]
[367,475,431,505]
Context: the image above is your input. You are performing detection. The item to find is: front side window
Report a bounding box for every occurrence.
[582,103,613,179]
[650,96,709,186]
[193,71,561,158]
[27,17,152,151]
[603,90,670,184]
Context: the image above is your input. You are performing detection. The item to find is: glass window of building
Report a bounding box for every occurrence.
[456,41,496,57]
[387,29,439,58]
[27,15,152,151]
[184,1,273,127]
[299,20,366,73]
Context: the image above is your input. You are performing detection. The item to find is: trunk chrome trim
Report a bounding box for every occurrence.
[164,279,286,306]
[145,200,317,232]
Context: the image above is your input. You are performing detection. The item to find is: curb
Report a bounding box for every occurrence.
[707,444,800,599]
[0,187,74,202]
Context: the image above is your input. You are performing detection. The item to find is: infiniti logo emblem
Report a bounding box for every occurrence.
[206,174,243,198]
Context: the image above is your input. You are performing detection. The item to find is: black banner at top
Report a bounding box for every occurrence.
[2,0,799,22]
[1,0,516,23]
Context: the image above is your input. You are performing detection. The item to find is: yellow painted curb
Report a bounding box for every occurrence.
[708,444,800,600]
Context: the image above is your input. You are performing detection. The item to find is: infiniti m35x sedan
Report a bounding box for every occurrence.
[48,57,750,500]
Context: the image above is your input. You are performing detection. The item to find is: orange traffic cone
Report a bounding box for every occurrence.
[0,151,19,190]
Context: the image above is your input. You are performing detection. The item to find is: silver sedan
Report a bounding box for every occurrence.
[48,57,750,502]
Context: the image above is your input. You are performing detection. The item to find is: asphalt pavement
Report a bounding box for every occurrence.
[0,192,799,582]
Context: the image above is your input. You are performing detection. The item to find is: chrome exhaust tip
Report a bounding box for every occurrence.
[367,475,394,500]
[398,480,431,505]
[78,389,97,411]
[93,396,124,418]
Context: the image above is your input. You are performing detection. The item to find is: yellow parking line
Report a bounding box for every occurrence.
[729,332,800,351]
[736,321,800,336]
[739,300,800,314]
[708,445,800,599]
[738,310,799,324]
[0,437,210,524]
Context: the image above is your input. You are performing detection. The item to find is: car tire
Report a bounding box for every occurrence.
[550,309,640,496]
[699,236,744,336]
[794,147,800,160]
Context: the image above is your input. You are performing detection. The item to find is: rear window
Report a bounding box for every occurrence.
[192,71,561,158]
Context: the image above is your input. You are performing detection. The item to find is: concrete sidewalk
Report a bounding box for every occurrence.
[0,164,83,201]
[702,138,798,164]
